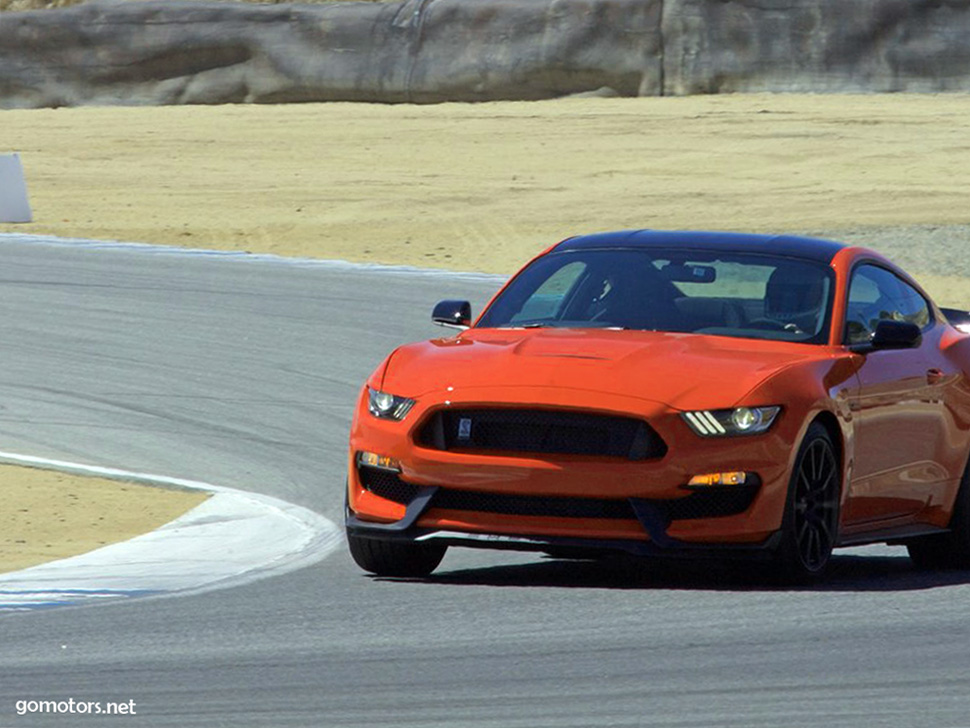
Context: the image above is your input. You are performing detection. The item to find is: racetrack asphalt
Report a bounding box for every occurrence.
[1,234,969,727]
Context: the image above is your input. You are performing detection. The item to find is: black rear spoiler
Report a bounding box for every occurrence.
[941,307,970,333]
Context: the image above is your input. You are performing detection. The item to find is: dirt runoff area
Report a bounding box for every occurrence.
[1,93,969,572]
[0,466,206,573]
[3,93,970,304]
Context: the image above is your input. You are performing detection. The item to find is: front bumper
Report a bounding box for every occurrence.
[345,487,782,559]
[348,384,801,553]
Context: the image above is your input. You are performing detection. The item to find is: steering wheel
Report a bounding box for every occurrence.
[747,318,788,331]
[747,319,805,335]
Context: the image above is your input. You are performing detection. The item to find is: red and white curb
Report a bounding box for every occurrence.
[0,451,342,612]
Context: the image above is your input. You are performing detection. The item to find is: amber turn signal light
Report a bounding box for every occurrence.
[357,451,401,472]
[687,471,747,487]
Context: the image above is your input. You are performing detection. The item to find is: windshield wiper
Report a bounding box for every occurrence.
[496,321,553,329]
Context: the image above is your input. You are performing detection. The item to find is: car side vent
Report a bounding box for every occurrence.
[417,409,667,460]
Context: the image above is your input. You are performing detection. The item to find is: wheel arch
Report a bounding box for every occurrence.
[810,410,844,475]
[805,409,852,531]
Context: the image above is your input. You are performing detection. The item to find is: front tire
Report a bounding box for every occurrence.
[772,422,841,582]
[347,533,447,577]
[906,457,970,570]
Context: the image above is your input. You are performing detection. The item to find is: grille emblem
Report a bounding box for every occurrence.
[457,417,472,440]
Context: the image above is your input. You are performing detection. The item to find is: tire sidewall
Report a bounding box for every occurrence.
[775,421,841,581]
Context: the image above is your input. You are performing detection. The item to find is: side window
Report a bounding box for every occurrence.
[509,261,587,323]
[844,264,931,345]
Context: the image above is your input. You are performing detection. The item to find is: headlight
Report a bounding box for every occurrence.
[681,406,780,437]
[367,388,416,421]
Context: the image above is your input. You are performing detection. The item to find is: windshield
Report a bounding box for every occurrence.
[477,248,834,344]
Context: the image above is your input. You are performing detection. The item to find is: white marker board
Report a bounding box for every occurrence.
[0,153,32,223]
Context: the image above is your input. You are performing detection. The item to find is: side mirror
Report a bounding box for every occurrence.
[432,300,472,330]
[870,320,922,350]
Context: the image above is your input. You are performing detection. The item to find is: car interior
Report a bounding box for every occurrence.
[493,249,833,343]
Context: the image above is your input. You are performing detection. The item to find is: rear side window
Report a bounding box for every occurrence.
[844,264,932,345]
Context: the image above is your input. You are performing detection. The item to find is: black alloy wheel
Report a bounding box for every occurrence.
[775,422,841,582]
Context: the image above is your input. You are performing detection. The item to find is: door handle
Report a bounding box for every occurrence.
[927,368,944,385]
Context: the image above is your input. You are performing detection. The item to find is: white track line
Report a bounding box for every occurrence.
[0,233,508,283]
[0,451,343,612]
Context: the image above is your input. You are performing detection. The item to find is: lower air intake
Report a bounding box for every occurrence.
[359,467,757,522]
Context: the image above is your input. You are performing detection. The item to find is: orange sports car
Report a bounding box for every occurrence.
[345,231,970,581]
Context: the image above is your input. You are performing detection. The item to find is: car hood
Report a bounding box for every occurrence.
[381,328,833,410]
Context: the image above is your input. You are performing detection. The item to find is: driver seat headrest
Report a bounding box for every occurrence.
[765,266,824,318]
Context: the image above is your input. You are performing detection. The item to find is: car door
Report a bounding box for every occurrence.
[842,264,951,530]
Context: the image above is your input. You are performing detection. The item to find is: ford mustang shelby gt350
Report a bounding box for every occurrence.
[346,230,970,581]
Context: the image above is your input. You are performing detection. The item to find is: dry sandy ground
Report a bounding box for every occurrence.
[3,94,970,302]
[0,466,206,572]
[1,93,969,572]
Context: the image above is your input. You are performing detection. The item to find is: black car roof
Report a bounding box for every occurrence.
[553,230,847,263]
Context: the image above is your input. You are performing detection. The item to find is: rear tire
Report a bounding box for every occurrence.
[906,458,970,570]
[771,422,841,583]
[347,533,447,577]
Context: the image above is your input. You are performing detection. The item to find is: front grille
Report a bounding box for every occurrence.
[358,467,757,522]
[417,408,667,460]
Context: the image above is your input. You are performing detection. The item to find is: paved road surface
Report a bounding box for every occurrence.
[1,236,969,727]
